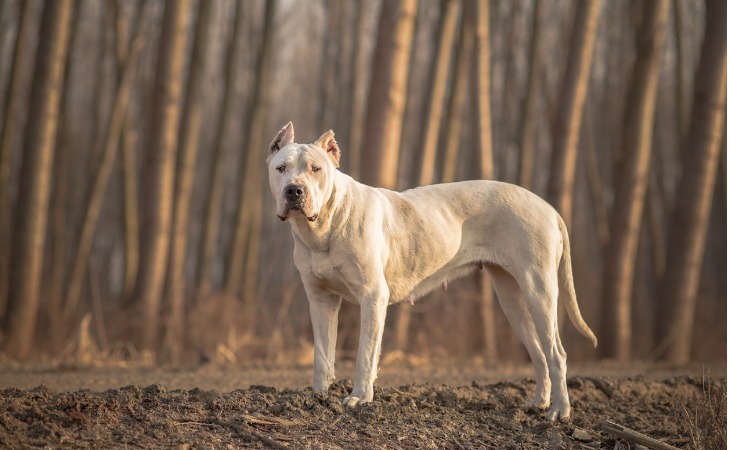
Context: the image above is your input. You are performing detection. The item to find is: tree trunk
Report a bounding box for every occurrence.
[546,0,602,230]
[163,0,215,365]
[2,0,74,360]
[136,0,191,352]
[346,0,368,181]
[121,109,140,304]
[600,0,669,361]
[658,0,726,364]
[225,0,277,312]
[440,3,474,184]
[415,0,459,187]
[360,0,417,189]
[474,0,497,363]
[517,0,543,190]
[0,0,35,323]
[63,3,145,327]
[196,0,244,300]
[394,0,458,353]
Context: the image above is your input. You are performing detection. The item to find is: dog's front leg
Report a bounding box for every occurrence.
[308,294,341,392]
[343,295,388,407]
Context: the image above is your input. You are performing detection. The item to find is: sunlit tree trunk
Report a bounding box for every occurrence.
[347,0,368,181]
[474,0,497,363]
[658,0,726,364]
[119,0,145,310]
[63,2,145,327]
[440,3,474,184]
[547,0,601,230]
[226,0,277,321]
[415,0,459,187]
[600,0,669,361]
[2,0,74,360]
[136,0,191,352]
[196,0,244,300]
[517,0,543,190]
[0,0,35,322]
[360,0,417,189]
[164,0,215,365]
[394,0,459,354]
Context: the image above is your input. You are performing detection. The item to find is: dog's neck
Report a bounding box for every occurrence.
[289,170,350,251]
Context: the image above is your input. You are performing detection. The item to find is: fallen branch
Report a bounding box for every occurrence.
[601,421,680,450]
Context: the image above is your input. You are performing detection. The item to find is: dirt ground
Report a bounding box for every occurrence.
[0,360,725,449]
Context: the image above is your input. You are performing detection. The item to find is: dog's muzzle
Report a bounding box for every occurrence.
[278,183,318,222]
[284,183,306,203]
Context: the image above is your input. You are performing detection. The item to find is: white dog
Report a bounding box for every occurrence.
[266,122,597,421]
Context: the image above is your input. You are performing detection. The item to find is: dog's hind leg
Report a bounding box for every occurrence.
[519,270,571,421]
[487,265,550,410]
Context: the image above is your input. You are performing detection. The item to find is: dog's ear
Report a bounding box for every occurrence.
[269,122,294,156]
[314,130,340,168]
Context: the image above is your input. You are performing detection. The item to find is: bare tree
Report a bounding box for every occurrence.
[474,0,497,363]
[226,0,278,323]
[136,0,192,351]
[600,0,670,361]
[164,0,215,364]
[546,0,602,230]
[196,0,245,299]
[63,3,145,326]
[2,0,74,359]
[658,0,726,364]
[415,0,459,187]
[517,0,543,190]
[346,0,369,181]
[360,0,417,189]
[0,0,36,322]
[440,3,475,184]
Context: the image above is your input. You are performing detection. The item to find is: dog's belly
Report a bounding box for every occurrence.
[387,246,492,305]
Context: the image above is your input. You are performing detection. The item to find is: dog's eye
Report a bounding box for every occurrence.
[312,165,321,173]
[276,165,286,173]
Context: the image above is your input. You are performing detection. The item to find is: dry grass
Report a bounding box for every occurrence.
[678,373,726,450]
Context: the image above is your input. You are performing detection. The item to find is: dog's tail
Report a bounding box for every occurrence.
[557,216,598,347]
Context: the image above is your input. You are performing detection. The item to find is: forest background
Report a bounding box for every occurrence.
[0,0,725,368]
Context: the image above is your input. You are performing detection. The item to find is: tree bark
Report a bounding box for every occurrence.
[360,0,417,189]
[2,0,74,360]
[163,0,215,365]
[517,0,543,190]
[440,3,474,184]
[658,0,726,364]
[0,0,35,323]
[394,0,458,354]
[225,0,277,311]
[136,0,191,352]
[415,0,459,187]
[600,0,669,361]
[63,2,145,326]
[196,0,244,300]
[474,0,497,363]
[346,0,368,181]
[546,0,602,230]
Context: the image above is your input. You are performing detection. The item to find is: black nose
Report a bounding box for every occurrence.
[284,184,305,201]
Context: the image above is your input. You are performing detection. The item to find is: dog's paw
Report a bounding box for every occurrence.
[545,406,570,422]
[342,395,369,408]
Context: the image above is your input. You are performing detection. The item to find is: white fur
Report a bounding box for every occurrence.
[267,123,597,421]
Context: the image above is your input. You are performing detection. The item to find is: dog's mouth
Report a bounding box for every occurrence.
[278,204,318,222]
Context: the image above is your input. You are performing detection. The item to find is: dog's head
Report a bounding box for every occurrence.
[266,122,341,222]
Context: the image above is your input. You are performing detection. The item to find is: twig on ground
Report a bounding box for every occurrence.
[602,421,680,450]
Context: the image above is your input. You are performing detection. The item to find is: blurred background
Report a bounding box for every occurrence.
[0,0,724,368]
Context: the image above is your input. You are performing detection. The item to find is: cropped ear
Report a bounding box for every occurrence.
[269,122,294,156]
[313,130,340,168]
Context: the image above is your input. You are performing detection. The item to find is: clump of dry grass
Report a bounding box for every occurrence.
[679,373,726,450]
